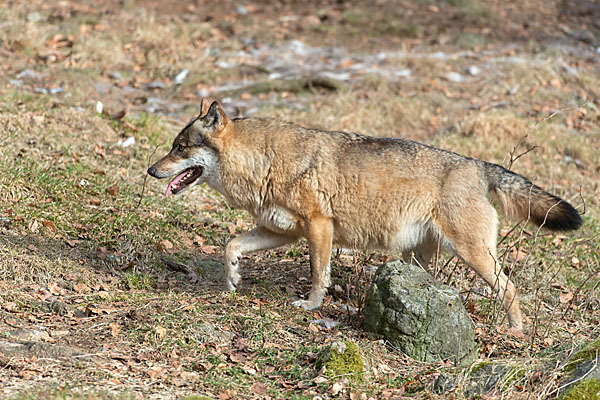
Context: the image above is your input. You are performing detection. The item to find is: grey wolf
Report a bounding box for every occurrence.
[147,99,582,330]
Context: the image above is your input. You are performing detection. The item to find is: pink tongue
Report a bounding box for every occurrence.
[165,170,189,198]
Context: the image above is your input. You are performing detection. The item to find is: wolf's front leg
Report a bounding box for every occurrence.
[292,217,333,310]
[224,226,296,291]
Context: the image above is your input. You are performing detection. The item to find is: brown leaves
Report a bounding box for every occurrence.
[73,282,91,294]
[249,382,267,395]
[106,185,119,196]
[155,325,167,339]
[559,290,574,304]
[110,322,120,338]
[148,366,165,381]
[156,239,174,253]
[41,220,57,233]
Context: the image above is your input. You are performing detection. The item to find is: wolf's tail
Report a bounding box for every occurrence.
[484,162,583,231]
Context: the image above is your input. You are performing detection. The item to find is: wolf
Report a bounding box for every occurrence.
[148,99,582,331]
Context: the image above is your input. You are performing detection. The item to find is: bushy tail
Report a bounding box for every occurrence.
[484,162,583,231]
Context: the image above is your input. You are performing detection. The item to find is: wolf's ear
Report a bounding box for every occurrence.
[199,98,211,118]
[205,101,228,134]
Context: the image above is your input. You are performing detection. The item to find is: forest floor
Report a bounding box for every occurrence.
[0,0,599,398]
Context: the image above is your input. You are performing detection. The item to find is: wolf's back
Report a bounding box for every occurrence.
[484,163,582,231]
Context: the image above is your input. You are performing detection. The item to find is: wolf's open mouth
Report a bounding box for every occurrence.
[165,167,203,198]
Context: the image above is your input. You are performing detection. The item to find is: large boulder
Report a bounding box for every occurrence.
[364,261,478,364]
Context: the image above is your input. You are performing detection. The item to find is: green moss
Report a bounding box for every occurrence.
[317,341,365,383]
[566,338,600,373]
[559,380,600,400]
[500,365,526,391]
[470,361,492,374]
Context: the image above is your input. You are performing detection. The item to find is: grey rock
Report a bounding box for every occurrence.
[145,81,166,90]
[190,322,234,345]
[310,318,340,329]
[559,338,600,394]
[196,258,224,280]
[16,68,38,79]
[433,373,456,393]
[364,261,478,364]
[108,71,123,80]
[445,71,466,83]
[0,340,82,360]
[462,362,515,397]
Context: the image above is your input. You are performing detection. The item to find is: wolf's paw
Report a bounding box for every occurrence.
[292,299,322,311]
[225,274,240,292]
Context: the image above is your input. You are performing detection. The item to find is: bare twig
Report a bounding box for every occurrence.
[137,142,162,208]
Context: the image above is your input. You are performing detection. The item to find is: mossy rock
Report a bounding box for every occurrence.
[364,261,478,365]
[561,337,600,394]
[462,361,524,396]
[316,341,366,383]
[565,338,600,374]
[559,380,600,400]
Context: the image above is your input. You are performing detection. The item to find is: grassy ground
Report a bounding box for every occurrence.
[1,0,599,398]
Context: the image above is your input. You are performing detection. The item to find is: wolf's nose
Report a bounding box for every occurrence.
[147,165,157,177]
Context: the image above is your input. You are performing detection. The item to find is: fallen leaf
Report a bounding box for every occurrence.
[201,245,216,254]
[155,325,167,339]
[48,282,64,295]
[3,302,18,312]
[157,240,174,253]
[94,144,106,157]
[73,282,90,293]
[148,366,164,381]
[19,370,36,380]
[96,246,109,259]
[28,220,39,233]
[42,220,57,233]
[65,239,79,248]
[217,390,236,400]
[559,291,574,303]
[330,380,344,396]
[229,352,248,363]
[110,322,120,337]
[250,382,267,395]
[106,185,119,196]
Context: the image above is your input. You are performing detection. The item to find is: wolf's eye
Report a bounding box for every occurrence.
[177,144,186,152]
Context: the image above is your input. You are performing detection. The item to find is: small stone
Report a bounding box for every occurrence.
[395,69,412,78]
[466,65,481,76]
[175,69,189,85]
[27,12,42,23]
[145,81,165,90]
[445,71,466,83]
[16,69,38,79]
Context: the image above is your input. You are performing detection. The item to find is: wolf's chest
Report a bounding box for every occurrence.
[254,206,299,233]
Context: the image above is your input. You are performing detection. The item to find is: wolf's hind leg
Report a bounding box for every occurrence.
[224,226,297,291]
[292,217,333,311]
[438,197,523,330]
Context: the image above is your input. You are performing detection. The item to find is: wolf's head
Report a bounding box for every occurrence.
[147,99,228,197]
